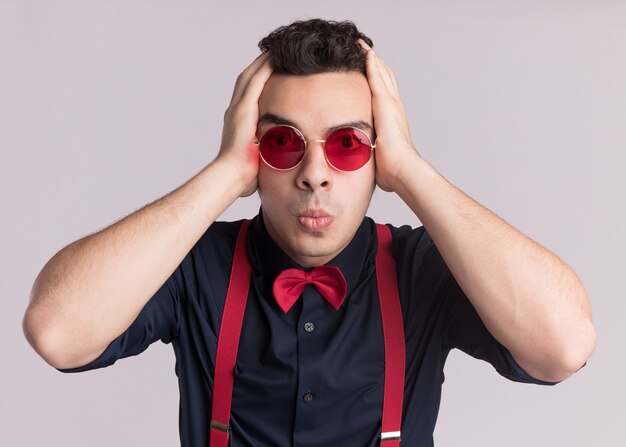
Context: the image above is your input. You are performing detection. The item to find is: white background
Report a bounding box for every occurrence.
[2,0,624,445]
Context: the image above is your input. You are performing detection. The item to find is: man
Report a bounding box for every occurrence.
[23,19,596,446]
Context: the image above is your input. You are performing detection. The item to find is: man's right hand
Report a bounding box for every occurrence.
[23,50,275,371]
[217,50,274,197]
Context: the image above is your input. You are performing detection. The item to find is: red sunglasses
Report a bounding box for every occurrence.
[254,125,376,172]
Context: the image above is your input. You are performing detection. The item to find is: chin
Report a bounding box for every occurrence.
[292,231,349,263]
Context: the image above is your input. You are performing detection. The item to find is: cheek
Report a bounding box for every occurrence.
[357,172,376,206]
[257,165,275,195]
[340,174,375,208]
[257,168,289,207]
[355,164,376,193]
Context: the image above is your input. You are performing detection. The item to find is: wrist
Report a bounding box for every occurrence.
[385,147,423,192]
[212,153,258,197]
[392,153,434,204]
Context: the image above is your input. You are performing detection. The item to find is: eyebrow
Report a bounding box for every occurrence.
[258,113,374,136]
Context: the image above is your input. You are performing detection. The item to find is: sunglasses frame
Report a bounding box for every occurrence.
[253,124,376,172]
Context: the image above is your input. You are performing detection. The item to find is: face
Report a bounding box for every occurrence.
[257,71,376,268]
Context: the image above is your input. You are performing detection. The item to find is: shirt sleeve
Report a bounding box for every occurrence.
[55,265,184,374]
[435,246,563,386]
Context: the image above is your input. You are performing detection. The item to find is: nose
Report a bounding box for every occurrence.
[295,141,333,191]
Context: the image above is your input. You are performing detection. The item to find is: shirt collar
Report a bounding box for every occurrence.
[246,207,375,310]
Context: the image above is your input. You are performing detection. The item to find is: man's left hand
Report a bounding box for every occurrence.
[357,39,422,192]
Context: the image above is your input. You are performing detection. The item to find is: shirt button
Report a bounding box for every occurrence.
[304,322,315,333]
[303,392,314,403]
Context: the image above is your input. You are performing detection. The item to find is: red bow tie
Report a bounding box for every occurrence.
[272,265,348,313]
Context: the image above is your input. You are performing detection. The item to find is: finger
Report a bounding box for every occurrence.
[371,51,396,96]
[231,50,272,104]
[357,38,371,52]
[378,58,400,96]
[239,55,274,107]
[361,43,398,98]
[363,46,388,97]
[230,51,272,104]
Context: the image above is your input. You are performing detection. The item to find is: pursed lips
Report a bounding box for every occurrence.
[298,208,331,218]
[297,209,334,231]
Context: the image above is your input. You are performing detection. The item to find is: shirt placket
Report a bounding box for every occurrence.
[292,285,332,445]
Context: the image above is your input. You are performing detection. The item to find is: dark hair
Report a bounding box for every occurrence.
[258,18,374,75]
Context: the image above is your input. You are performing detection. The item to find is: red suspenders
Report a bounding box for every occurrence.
[210,220,405,446]
[375,222,406,446]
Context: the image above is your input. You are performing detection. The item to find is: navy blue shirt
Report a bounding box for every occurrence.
[57,209,559,446]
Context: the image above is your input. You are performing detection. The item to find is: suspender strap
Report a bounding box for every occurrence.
[375,223,405,446]
[210,220,405,446]
[209,220,252,447]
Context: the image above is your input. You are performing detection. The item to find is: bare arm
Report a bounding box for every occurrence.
[394,155,595,382]
[23,51,274,369]
[358,40,596,382]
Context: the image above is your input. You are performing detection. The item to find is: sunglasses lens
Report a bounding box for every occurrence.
[325,128,373,171]
[259,126,305,169]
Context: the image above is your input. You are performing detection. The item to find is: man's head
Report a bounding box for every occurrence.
[255,19,376,268]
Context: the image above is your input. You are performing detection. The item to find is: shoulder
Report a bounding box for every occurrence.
[372,220,435,261]
[370,219,450,282]
[181,219,248,275]
[196,219,246,251]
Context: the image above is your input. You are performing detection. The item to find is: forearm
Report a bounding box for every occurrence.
[23,157,245,369]
[393,153,596,382]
